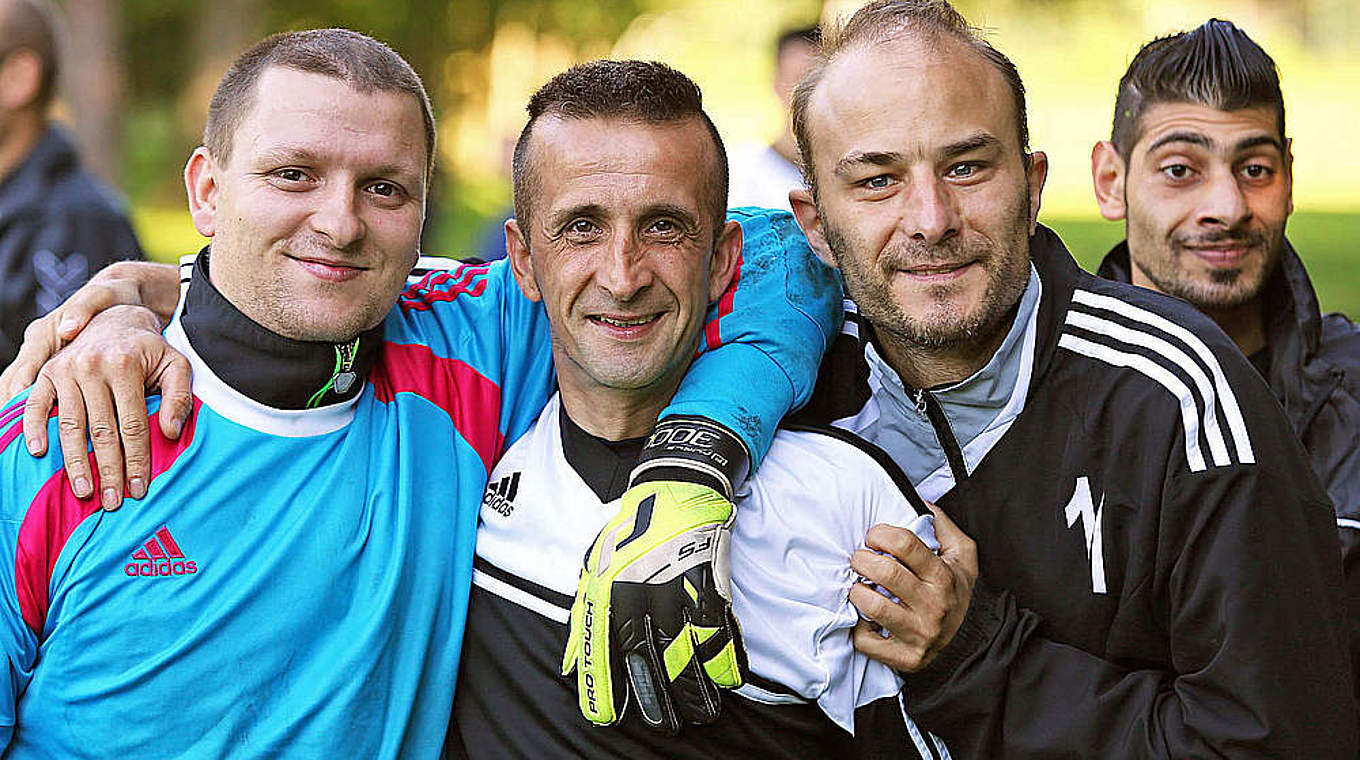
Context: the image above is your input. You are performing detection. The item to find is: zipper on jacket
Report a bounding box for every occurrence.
[911,388,969,483]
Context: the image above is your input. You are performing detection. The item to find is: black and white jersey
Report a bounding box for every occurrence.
[791,226,1358,758]
[451,395,949,759]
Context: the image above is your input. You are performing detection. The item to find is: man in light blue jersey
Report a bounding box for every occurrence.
[0,30,836,756]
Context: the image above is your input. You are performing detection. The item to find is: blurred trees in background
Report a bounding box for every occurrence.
[51,0,1360,264]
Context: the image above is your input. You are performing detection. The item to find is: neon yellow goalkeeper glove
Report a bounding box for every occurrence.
[560,417,748,734]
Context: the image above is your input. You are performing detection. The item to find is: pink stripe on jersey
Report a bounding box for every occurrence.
[371,342,504,474]
[0,420,22,454]
[14,399,202,637]
[400,265,491,312]
[0,398,22,420]
[0,403,23,429]
[156,526,184,558]
[704,251,744,350]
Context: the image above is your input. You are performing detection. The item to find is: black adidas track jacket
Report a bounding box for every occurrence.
[793,226,1358,758]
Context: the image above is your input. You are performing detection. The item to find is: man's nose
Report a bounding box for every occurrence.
[310,185,366,249]
[596,233,652,300]
[1197,169,1252,231]
[899,176,961,246]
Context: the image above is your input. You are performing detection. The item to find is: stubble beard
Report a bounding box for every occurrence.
[1132,222,1285,312]
[821,194,1033,352]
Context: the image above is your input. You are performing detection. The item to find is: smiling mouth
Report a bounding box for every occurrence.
[291,255,368,270]
[590,313,662,328]
[1181,243,1255,265]
[290,256,370,283]
[899,260,976,279]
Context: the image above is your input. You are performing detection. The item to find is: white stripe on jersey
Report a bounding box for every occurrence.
[1070,289,1254,463]
[1065,310,1232,468]
[899,693,949,760]
[1339,518,1360,531]
[842,299,861,340]
[471,568,570,624]
[1058,333,1209,472]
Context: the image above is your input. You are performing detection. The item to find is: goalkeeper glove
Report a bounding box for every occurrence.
[560,416,748,734]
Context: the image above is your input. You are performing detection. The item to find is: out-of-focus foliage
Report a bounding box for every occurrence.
[59,0,1360,313]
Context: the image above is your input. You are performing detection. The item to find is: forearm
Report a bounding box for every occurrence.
[662,208,841,471]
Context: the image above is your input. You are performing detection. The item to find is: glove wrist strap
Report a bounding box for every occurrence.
[629,416,750,500]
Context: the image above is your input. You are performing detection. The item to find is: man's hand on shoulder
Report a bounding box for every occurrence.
[851,504,978,672]
[20,304,190,511]
[0,261,179,401]
[560,416,748,734]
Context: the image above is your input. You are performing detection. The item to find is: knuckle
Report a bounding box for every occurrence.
[57,415,85,433]
[22,318,48,342]
[101,261,139,283]
[108,347,137,367]
[119,415,148,436]
[856,591,891,621]
[88,423,118,445]
[923,600,948,630]
[902,650,927,672]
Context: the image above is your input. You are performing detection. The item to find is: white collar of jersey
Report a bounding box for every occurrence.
[166,256,360,437]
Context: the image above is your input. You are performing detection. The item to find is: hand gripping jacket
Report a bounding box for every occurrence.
[792,226,1358,758]
[0,207,839,758]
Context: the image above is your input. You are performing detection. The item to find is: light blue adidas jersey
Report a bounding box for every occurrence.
[0,208,840,758]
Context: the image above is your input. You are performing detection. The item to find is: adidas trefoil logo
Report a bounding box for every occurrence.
[483,472,521,517]
[125,525,199,578]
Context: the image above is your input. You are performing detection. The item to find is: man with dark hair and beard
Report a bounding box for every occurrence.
[785,0,1357,756]
[1090,19,1360,698]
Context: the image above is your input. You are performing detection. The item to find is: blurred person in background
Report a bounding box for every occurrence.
[726,25,818,213]
[1090,18,1360,697]
[0,0,141,369]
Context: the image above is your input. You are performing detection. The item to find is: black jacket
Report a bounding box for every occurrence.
[0,126,142,366]
[795,227,1358,758]
[1101,240,1360,699]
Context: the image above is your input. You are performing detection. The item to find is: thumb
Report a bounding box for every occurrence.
[151,350,193,439]
[924,502,977,576]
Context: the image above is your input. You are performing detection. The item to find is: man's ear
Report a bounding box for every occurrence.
[505,218,542,302]
[0,49,42,110]
[1025,150,1049,233]
[1091,141,1127,222]
[789,188,838,269]
[184,147,219,237]
[707,220,743,302]
[1284,136,1295,215]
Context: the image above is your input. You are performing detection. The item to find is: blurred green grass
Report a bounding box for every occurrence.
[131,206,1357,320]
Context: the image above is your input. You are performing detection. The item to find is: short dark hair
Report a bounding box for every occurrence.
[0,0,60,109]
[790,0,1030,195]
[204,29,435,178]
[776,26,820,58]
[1111,19,1284,162]
[511,60,728,238]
